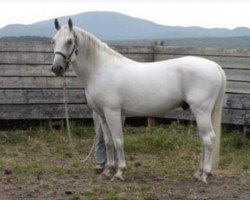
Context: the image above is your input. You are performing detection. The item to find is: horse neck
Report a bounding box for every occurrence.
[72,28,131,86]
[76,29,131,66]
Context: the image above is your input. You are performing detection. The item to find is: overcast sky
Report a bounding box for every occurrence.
[0,0,250,29]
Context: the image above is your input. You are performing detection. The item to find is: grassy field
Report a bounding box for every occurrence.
[0,122,249,200]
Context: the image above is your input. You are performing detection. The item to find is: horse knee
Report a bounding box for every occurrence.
[202,131,215,150]
[105,139,113,150]
[114,138,124,150]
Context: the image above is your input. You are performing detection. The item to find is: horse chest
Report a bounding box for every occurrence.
[85,91,99,111]
[85,90,110,115]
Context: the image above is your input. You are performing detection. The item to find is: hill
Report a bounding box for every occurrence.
[1,11,250,40]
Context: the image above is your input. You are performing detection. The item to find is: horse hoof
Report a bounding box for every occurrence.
[194,171,209,184]
[201,176,208,184]
[194,171,202,181]
[98,173,111,181]
[111,174,124,182]
[98,169,112,180]
[94,165,104,174]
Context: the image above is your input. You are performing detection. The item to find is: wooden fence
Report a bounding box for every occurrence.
[0,42,249,127]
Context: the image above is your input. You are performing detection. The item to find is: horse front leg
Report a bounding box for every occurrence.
[104,109,126,181]
[99,117,116,179]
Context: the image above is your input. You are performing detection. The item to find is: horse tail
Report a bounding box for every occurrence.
[211,66,226,169]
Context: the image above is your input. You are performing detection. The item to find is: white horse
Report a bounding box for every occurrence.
[51,18,226,184]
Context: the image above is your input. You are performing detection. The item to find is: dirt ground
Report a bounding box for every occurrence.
[0,164,249,200]
[0,125,249,200]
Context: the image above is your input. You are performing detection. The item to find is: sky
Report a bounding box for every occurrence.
[0,0,250,29]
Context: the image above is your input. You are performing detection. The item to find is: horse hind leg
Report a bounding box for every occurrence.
[193,109,215,184]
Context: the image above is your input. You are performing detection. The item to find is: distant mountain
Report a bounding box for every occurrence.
[1,11,250,40]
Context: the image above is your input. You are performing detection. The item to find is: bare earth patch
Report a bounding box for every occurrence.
[0,168,249,200]
[0,125,249,199]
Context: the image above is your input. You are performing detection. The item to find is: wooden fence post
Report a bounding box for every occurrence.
[242,126,249,140]
[147,117,156,128]
[146,41,165,128]
[147,43,156,128]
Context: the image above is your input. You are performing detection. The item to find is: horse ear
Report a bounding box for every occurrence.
[68,18,73,31]
[54,18,60,30]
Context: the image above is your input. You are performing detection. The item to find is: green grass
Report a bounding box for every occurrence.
[0,122,249,199]
[125,123,200,154]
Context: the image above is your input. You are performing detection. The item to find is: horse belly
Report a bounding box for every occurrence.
[121,92,182,117]
[118,67,183,117]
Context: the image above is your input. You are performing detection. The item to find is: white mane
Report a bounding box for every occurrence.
[74,27,124,60]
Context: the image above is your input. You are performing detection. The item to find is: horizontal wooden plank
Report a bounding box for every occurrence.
[204,56,250,69]
[0,90,248,110]
[2,42,250,58]
[154,46,250,57]
[0,104,92,120]
[3,64,247,83]
[0,52,152,65]
[0,52,53,64]
[0,42,154,54]
[1,62,250,82]
[0,77,248,95]
[154,55,250,82]
[123,53,153,62]
[154,54,250,70]
[0,77,83,89]
[0,42,52,52]
[0,52,153,65]
[0,89,86,104]
[0,103,247,125]
[0,46,153,65]
[164,108,249,125]
[223,109,250,125]
[224,69,250,82]
[1,47,250,70]
[224,93,250,109]
[226,81,250,94]
[5,51,247,70]
[0,64,76,77]
[112,45,154,54]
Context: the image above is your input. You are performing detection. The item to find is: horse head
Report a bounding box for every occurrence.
[51,18,78,76]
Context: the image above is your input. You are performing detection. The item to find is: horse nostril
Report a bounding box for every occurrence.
[52,65,63,73]
[52,65,64,76]
[58,65,63,71]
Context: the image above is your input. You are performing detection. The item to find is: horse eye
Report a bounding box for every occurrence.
[67,39,73,45]
[51,40,55,45]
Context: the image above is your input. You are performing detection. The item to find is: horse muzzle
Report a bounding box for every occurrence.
[52,64,64,76]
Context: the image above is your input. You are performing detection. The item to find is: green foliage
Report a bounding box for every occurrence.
[221,130,250,151]
[0,123,249,199]
[0,131,28,144]
[102,192,127,200]
[70,122,95,138]
[124,124,200,154]
[144,195,159,200]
